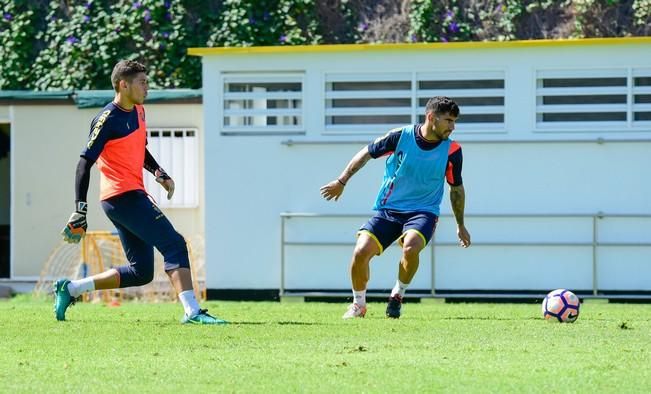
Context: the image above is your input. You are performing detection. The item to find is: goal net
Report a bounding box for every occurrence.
[34,231,206,303]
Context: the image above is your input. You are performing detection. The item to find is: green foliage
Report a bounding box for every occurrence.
[571,0,635,38]
[473,0,525,41]
[0,0,47,89]
[315,0,360,44]
[31,0,200,90]
[409,0,474,43]
[633,0,651,34]
[409,0,573,42]
[206,0,322,47]
[0,0,649,90]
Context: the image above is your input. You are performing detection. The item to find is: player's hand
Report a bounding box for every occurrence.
[155,168,175,200]
[62,202,88,243]
[320,179,346,201]
[457,224,471,248]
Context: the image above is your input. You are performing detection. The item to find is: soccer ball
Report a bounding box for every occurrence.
[541,289,580,323]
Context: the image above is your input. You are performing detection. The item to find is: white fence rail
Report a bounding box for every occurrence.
[280,213,651,299]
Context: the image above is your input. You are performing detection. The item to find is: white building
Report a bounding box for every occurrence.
[190,37,651,299]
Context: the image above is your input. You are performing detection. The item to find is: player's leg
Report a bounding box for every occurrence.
[54,265,126,320]
[53,198,155,321]
[100,193,157,289]
[386,212,437,319]
[55,268,123,320]
[342,234,377,319]
[351,233,379,291]
[167,268,225,324]
[104,191,225,324]
[397,230,427,284]
[343,211,401,319]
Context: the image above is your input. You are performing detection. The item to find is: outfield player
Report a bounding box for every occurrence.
[320,96,471,319]
[56,60,225,325]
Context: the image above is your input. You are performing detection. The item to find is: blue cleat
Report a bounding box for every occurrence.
[386,294,403,319]
[53,279,76,321]
[182,309,228,325]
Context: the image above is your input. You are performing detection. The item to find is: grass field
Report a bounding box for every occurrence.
[1,296,650,393]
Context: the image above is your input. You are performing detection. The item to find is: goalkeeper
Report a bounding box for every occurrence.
[57,59,226,325]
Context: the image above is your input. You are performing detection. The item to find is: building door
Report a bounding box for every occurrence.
[0,123,9,278]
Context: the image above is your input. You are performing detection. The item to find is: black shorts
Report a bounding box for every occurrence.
[358,209,438,254]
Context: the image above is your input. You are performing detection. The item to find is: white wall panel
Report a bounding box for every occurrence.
[434,216,594,244]
[597,217,651,243]
[597,247,651,290]
[284,245,431,290]
[435,246,594,290]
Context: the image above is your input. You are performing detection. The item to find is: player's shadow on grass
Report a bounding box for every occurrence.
[441,316,541,321]
[228,321,321,325]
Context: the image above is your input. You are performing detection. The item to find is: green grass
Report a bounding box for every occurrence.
[1,296,651,393]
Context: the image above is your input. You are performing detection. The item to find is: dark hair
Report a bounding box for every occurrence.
[111,60,147,92]
[425,96,460,117]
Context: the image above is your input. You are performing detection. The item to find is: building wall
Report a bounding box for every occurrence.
[7,102,204,279]
[199,39,651,293]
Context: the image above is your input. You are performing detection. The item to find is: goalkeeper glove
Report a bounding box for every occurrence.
[62,201,88,243]
[155,168,175,200]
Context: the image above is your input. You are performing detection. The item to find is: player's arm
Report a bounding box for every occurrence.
[144,148,174,200]
[447,143,470,247]
[450,185,470,247]
[62,111,111,243]
[319,147,371,201]
[320,129,401,202]
[61,156,93,243]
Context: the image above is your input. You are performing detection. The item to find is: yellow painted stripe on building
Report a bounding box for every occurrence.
[188,37,651,56]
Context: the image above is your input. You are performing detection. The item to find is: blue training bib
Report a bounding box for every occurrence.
[373,125,451,215]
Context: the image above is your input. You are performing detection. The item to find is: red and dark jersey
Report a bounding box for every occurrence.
[367,124,463,186]
[81,102,147,200]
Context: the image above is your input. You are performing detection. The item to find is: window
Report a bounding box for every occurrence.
[417,71,505,132]
[324,71,506,135]
[145,128,198,208]
[222,74,304,135]
[536,69,629,130]
[633,69,651,125]
[325,73,412,134]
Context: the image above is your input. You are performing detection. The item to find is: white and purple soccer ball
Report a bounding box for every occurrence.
[542,289,580,323]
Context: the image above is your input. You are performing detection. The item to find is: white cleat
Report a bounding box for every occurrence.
[342,303,367,319]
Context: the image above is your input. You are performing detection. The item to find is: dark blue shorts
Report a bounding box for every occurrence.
[358,209,438,253]
[101,190,189,288]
